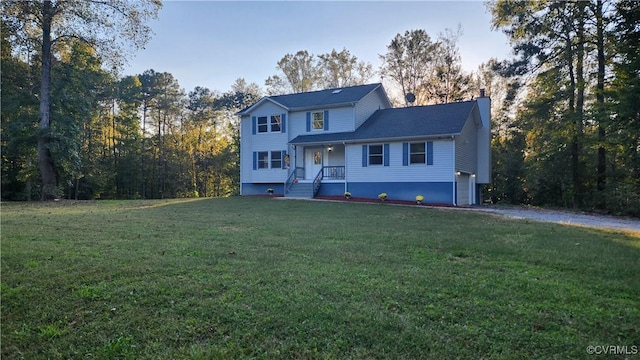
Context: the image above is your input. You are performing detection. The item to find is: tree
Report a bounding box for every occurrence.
[0,20,39,200]
[317,48,374,89]
[51,40,111,200]
[425,27,473,104]
[607,0,640,215]
[379,29,438,106]
[216,78,262,195]
[265,50,320,95]
[379,28,473,106]
[490,0,592,208]
[265,49,374,95]
[1,0,161,199]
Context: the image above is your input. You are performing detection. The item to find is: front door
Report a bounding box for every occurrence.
[305,148,323,180]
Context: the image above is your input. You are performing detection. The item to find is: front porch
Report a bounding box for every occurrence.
[284,144,346,198]
[284,166,345,198]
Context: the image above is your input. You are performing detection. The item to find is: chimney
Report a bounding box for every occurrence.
[479,88,486,97]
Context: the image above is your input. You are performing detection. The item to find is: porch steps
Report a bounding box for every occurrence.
[285,182,314,198]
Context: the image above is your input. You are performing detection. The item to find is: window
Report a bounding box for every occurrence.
[403,141,433,166]
[257,116,268,133]
[270,115,281,132]
[270,151,282,169]
[314,151,322,165]
[312,112,324,130]
[369,145,383,165]
[257,151,269,169]
[410,142,426,164]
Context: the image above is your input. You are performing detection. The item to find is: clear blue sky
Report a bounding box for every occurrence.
[123,1,512,93]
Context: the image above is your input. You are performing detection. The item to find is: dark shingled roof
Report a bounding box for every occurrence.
[290,100,478,144]
[238,83,383,115]
[270,83,381,109]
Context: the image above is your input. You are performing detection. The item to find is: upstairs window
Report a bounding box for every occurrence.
[368,145,383,165]
[410,142,426,164]
[270,115,281,132]
[257,116,268,133]
[312,112,324,130]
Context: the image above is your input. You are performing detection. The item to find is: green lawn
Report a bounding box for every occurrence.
[1,197,639,359]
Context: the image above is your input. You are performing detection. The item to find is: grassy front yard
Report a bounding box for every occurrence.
[1,197,639,359]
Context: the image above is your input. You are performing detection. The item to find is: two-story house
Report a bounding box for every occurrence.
[237,83,490,205]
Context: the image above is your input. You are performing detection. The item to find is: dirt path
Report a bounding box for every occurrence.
[477,206,640,233]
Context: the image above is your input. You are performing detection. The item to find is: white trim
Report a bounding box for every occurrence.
[452,138,456,206]
[236,97,289,116]
[344,141,348,194]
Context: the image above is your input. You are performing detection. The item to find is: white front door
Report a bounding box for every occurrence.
[305,148,323,180]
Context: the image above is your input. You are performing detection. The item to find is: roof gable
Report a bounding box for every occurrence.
[238,83,383,115]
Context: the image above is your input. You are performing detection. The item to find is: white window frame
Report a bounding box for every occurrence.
[270,115,281,132]
[312,112,324,130]
[257,116,268,133]
[257,151,269,169]
[368,144,384,166]
[410,142,426,164]
[270,151,282,169]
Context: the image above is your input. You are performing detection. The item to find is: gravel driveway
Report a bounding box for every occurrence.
[477,206,640,233]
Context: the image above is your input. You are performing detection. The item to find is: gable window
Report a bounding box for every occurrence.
[257,116,268,133]
[270,151,282,169]
[410,142,426,164]
[270,115,281,132]
[312,112,324,130]
[368,145,383,165]
[257,151,269,169]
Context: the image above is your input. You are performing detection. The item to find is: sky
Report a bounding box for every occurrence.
[122,1,513,94]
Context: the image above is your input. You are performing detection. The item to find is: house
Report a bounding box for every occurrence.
[237,83,490,205]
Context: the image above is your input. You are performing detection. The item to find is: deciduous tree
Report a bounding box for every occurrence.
[1,0,161,199]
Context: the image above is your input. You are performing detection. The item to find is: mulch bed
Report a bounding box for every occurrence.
[246,194,456,208]
[315,196,455,208]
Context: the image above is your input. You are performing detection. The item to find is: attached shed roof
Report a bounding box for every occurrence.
[290,100,478,145]
[237,83,384,115]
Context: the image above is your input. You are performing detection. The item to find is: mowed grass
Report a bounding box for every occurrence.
[1,197,639,359]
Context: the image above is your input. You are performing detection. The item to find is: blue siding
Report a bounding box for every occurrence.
[345,182,454,204]
[241,182,285,196]
[242,181,454,204]
[316,183,345,197]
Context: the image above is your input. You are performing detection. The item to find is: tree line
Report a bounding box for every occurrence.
[2,1,639,216]
[488,0,640,216]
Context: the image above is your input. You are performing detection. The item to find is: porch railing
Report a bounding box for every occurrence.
[313,168,323,197]
[284,167,305,194]
[323,166,345,180]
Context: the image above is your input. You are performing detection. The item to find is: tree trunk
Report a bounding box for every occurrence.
[38,1,57,200]
[141,103,147,199]
[573,2,586,209]
[565,10,579,208]
[595,0,607,206]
